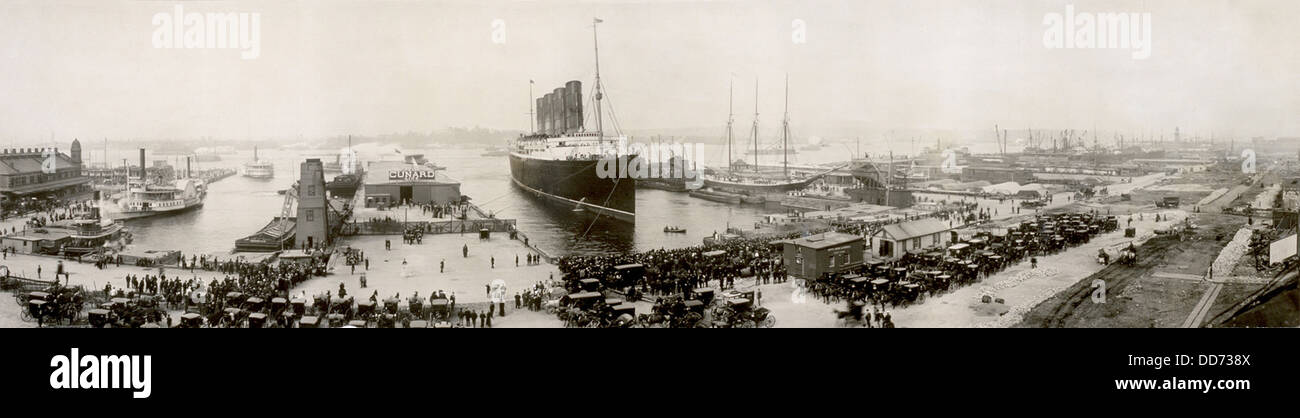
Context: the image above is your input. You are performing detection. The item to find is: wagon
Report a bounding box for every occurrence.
[180,312,203,328]
[719,298,774,328]
[408,300,423,319]
[357,300,376,317]
[88,309,113,328]
[270,297,288,315]
[563,291,603,310]
[578,278,601,292]
[247,312,268,328]
[691,288,715,305]
[245,297,266,313]
[428,298,450,320]
[23,299,48,323]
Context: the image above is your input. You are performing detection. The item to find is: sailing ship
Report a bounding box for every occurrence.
[242,146,274,179]
[702,76,824,195]
[507,18,636,224]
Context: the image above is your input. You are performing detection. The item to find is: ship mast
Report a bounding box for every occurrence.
[782,74,789,178]
[727,79,734,173]
[752,78,759,171]
[592,18,605,151]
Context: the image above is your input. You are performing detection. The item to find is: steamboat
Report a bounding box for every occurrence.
[109,149,206,219]
[242,146,274,179]
[508,19,636,224]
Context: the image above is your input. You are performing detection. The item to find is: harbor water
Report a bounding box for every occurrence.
[97,138,1001,257]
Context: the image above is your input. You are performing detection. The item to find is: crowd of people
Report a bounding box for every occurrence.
[557,235,787,299]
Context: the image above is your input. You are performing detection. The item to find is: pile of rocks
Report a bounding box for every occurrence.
[1210,228,1252,278]
[1250,185,1281,209]
[980,266,1059,297]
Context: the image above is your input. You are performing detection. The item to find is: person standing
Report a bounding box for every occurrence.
[440,259,445,273]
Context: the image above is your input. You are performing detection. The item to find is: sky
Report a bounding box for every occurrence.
[0,0,1296,144]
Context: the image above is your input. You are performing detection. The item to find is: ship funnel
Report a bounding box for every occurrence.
[139,148,146,181]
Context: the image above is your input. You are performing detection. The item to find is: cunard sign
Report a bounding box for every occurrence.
[388,169,437,181]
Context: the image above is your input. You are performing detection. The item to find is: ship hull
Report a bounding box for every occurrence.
[702,176,818,194]
[508,153,636,223]
[112,199,205,220]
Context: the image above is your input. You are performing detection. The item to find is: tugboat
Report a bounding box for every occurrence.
[663,226,686,233]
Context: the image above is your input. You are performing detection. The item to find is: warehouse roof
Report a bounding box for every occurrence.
[874,219,951,240]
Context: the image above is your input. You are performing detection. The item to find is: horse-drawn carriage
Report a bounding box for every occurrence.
[89,296,167,328]
[428,298,450,321]
[179,312,204,328]
[710,297,775,328]
[15,284,87,326]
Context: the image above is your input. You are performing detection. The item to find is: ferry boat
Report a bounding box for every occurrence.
[61,219,131,256]
[508,19,636,224]
[108,149,206,219]
[112,178,206,219]
[243,146,274,179]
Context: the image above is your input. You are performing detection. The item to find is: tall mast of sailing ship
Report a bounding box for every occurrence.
[752,78,759,171]
[592,18,605,153]
[727,79,734,173]
[782,74,789,178]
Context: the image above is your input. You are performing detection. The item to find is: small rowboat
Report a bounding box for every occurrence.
[663,226,686,233]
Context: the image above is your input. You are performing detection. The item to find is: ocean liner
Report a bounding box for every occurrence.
[508,19,636,224]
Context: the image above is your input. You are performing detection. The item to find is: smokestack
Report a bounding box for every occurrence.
[566,80,583,132]
[535,97,545,134]
[139,148,146,181]
[553,88,565,135]
[186,156,191,179]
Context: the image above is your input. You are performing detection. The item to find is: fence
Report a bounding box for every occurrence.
[341,218,518,236]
